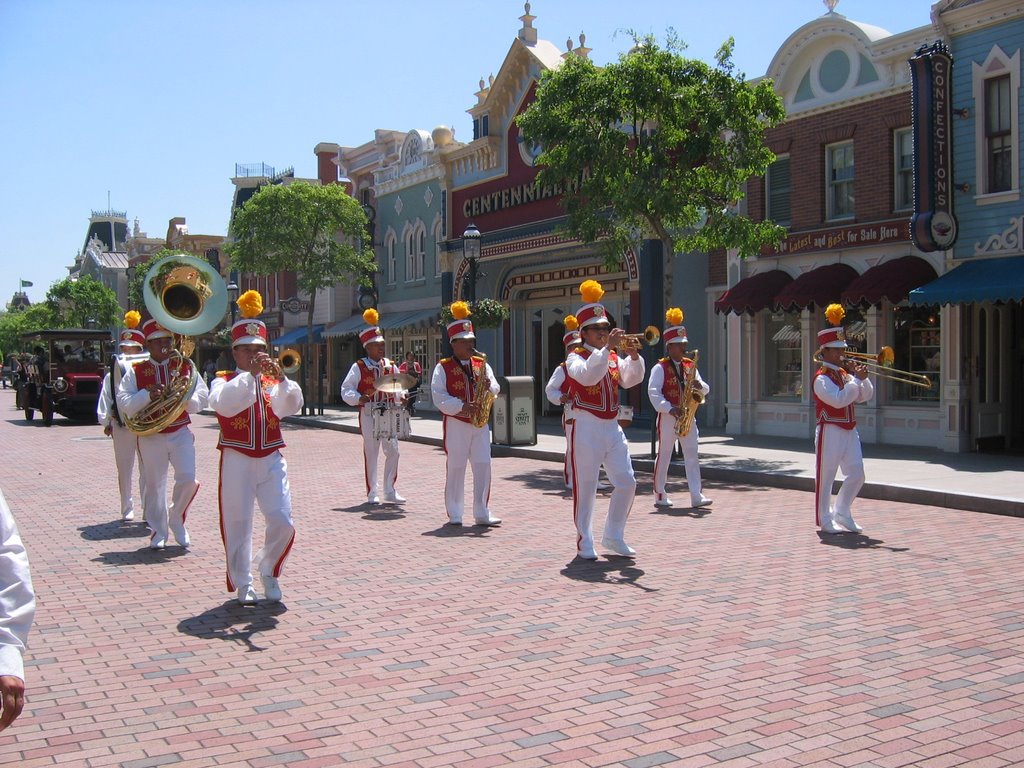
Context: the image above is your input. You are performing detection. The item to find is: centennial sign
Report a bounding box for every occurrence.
[910,42,958,252]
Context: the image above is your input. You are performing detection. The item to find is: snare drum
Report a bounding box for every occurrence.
[617,404,634,428]
[371,405,412,440]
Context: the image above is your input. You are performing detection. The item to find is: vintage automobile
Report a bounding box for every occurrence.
[15,329,114,426]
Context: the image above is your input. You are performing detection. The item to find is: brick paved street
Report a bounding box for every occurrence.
[2,393,1024,767]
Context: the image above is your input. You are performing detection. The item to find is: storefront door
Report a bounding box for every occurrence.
[972,304,1012,450]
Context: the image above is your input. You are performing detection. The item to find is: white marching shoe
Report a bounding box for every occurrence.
[577,541,598,560]
[261,575,282,602]
[367,492,381,505]
[834,513,863,533]
[237,584,258,605]
[654,496,674,508]
[601,537,636,557]
[691,495,713,508]
[381,491,406,504]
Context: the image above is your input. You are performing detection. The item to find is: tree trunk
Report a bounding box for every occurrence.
[304,295,316,416]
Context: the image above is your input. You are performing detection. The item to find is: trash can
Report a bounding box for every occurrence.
[492,375,536,446]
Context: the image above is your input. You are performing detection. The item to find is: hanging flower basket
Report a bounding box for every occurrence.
[439,299,510,330]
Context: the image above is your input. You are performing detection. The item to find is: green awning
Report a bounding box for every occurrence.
[908,255,1024,305]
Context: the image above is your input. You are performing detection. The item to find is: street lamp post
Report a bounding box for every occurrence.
[226,279,240,326]
[462,222,481,304]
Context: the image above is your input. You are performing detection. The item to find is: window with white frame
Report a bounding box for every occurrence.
[405,230,416,282]
[385,234,396,285]
[894,128,913,211]
[826,142,854,220]
[972,47,1020,200]
[416,227,426,280]
[765,155,790,226]
[388,339,402,363]
[986,75,1012,193]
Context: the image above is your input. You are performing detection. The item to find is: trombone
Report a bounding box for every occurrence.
[815,346,932,388]
[615,325,661,351]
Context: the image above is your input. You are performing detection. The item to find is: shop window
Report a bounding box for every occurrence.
[762,311,802,399]
[765,156,791,226]
[826,141,855,220]
[894,128,913,211]
[892,306,940,402]
[972,47,1020,201]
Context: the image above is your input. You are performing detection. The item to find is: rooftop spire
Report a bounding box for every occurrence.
[518,2,537,46]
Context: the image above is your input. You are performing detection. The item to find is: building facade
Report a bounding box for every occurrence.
[717,9,946,448]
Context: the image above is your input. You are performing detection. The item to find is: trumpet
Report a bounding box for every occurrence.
[814,346,932,388]
[278,348,301,375]
[615,325,661,351]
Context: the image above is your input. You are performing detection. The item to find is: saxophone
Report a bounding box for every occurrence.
[675,349,705,437]
[469,352,496,428]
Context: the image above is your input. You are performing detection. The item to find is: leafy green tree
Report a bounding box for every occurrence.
[516,33,786,297]
[226,181,375,408]
[0,304,54,356]
[45,275,121,328]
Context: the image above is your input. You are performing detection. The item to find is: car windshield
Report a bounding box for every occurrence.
[48,338,111,375]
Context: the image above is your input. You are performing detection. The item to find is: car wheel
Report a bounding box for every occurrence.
[41,390,54,426]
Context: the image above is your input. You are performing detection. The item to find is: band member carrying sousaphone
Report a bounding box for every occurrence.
[647,307,712,509]
[430,302,501,527]
[340,309,410,506]
[564,280,644,560]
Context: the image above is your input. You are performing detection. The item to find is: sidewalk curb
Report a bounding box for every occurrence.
[285,415,1024,518]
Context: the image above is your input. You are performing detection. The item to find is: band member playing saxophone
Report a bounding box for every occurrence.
[813,304,873,535]
[340,309,407,505]
[430,302,501,527]
[564,281,644,560]
[647,308,712,509]
[209,290,303,605]
[117,318,209,550]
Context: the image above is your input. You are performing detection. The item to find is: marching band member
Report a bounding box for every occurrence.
[814,303,874,534]
[0,488,35,732]
[97,311,148,522]
[564,281,644,559]
[340,309,407,505]
[209,291,304,605]
[117,318,209,550]
[430,302,501,527]
[647,308,712,509]
[545,317,614,493]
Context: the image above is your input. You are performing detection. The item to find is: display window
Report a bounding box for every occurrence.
[763,311,802,399]
[892,306,940,402]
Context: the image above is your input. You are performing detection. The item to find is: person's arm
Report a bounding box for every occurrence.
[484,363,500,395]
[617,354,646,389]
[267,377,304,419]
[115,365,151,419]
[813,371,864,409]
[208,373,257,417]
[97,372,113,428]
[545,366,567,406]
[340,363,366,407]
[0,489,35,732]
[565,348,610,387]
[693,367,710,398]
[857,376,874,404]
[647,364,672,414]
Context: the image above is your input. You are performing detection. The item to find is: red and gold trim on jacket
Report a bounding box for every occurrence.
[356,358,394,403]
[214,371,286,457]
[439,356,486,424]
[132,357,191,433]
[565,347,621,420]
[813,366,856,429]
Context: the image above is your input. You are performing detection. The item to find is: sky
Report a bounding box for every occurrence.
[0,0,935,307]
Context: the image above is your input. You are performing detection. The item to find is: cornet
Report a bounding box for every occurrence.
[614,325,661,351]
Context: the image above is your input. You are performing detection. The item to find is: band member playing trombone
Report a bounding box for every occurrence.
[340,309,407,505]
[209,290,304,605]
[117,318,209,550]
[813,304,874,535]
[430,302,501,527]
[564,281,644,560]
[97,311,147,522]
[647,308,712,509]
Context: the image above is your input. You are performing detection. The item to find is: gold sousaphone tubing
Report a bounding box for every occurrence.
[817,345,932,388]
[615,325,661,350]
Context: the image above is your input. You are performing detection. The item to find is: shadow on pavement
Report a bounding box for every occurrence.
[177,602,288,652]
[649,505,713,519]
[816,532,910,553]
[421,523,495,538]
[79,520,151,541]
[560,557,658,593]
[503,468,566,493]
[92,546,189,566]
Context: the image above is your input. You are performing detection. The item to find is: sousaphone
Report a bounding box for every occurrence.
[123,254,227,436]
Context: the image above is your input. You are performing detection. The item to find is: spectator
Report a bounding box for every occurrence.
[399,351,423,416]
[0,488,36,732]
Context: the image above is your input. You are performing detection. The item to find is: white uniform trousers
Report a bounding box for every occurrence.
[110,422,145,520]
[218,448,295,592]
[653,414,703,505]
[137,427,199,546]
[814,423,865,527]
[359,404,399,497]
[569,411,636,552]
[442,417,492,523]
[562,412,574,488]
